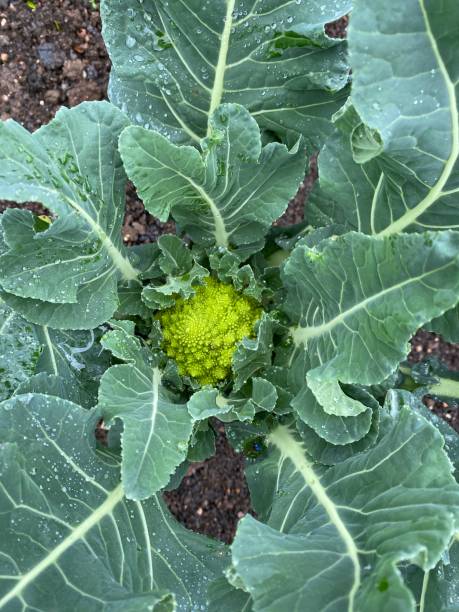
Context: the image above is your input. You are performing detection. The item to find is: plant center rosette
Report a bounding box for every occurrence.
[158,277,261,385]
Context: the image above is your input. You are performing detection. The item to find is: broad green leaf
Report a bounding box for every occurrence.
[293,384,380,447]
[0,304,107,407]
[214,377,279,422]
[0,102,139,329]
[188,388,233,421]
[406,543,459,612]
[306,377,368,417]
[355,558,416,612]
[232,392,459,612]
[260,366,295,416]
[0,393,227,610]
[415,402,459,481]
[188,374,278,425]
[0,279,118,331]
[311,0,459,235]
[110,319,136,334]
[232,313,275,391]
[218,402,256,423]
[290,365,373,447]
[98,329,193,500]
[327,98,386,164]
[308,125,390,233]
[235,513,359,612]
[307,100,392,233]
[164,459,191,492]
[0,302,40,401]
[102,0,351,146]
[247,378,278,413]
[100,323,145,364]
[187,424,216,462]
[207,576,253,612]
[15,372,81,404]
[118,281,153,318]
[296,404,380,465]
[119,103,306,250]
[428,305,459,343]
[157,235,193,276]
[350,0,459,235]
[284,232,459,391]
[34,326,110,408]
[126,242,163,281]
[211,378,278,420]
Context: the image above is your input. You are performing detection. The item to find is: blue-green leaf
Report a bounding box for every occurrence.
[119,104,306,250]
[102,0,350,146]
[0,393,227,610]
[0,102,139,329]
[99,327,193,500]
[310,0,459,235]
[232,393,459,611]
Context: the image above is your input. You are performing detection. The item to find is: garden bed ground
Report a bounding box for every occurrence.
[1,0,458,543]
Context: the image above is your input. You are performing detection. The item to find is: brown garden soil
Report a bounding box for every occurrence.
[0,1,458,543]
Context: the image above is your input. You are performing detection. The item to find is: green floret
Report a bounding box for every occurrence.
[159,277,261,385]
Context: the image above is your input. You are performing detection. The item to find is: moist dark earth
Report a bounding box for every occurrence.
[0,1,458,543]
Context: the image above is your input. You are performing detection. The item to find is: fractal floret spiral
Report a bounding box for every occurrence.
[159,277,261,385]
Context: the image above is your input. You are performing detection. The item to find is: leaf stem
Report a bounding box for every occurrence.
[60,193,139,281]
[0,484,125,609]
[399,365,459,399]
[268,425,361,612]
[42,326,59,376]
[419,569,430,612]
[207,0,236,133]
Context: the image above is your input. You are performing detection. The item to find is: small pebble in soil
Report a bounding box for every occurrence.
[37,42,65,69]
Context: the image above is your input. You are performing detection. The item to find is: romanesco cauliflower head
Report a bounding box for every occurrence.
[159,277,261,385]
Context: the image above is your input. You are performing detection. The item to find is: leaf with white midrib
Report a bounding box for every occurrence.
[406,541,459,612]
[0,393,227,611]
[283,231,459,391]
[232,393,459,612]
[0,300,109,406]
[32,325,111,408]
[102,0,351,146]
[0,102,139,328]
[311,0,459,235]
[271,424,362,610]
[120,103,306,250]
[427,305,459,343]
[374,0,459,236]
[98,326,193,500]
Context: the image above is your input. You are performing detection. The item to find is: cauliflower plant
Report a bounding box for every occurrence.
[159,277,261,385]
